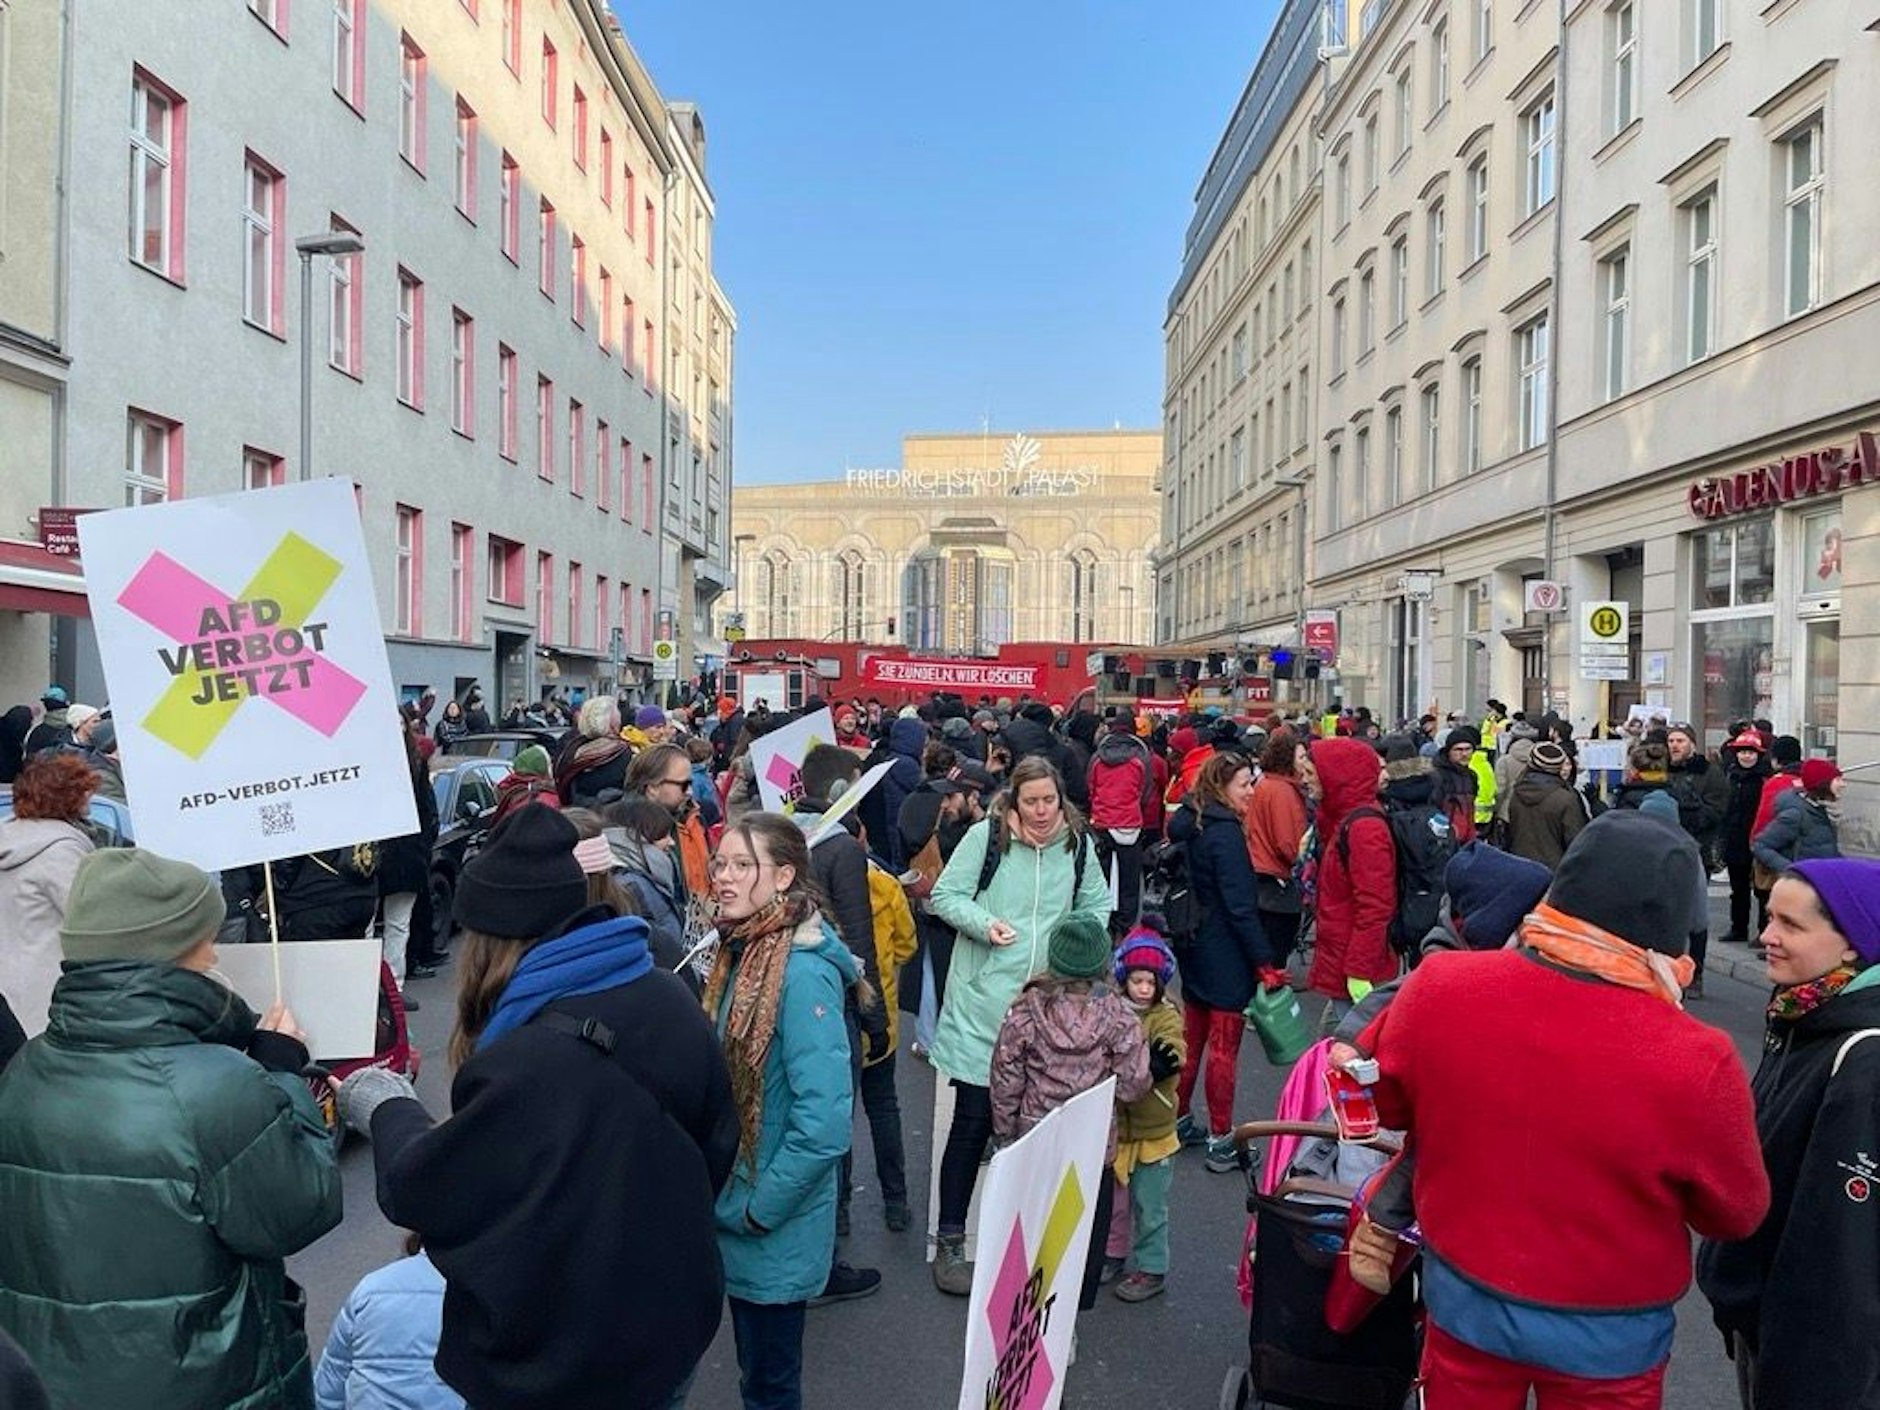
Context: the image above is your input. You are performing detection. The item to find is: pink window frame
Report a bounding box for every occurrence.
[451,522,475,640]
[641,453,655,531]
[623,164,637,237]
[329,214,364,378]
[597,421,611,510]
[395,504,424,636]
[489,534,523,605]
[569,399,585,497]
[243,445,286,488]
[396,267,425,410]
[600,130,614,205]
[622,296,636,377]
[499,153,519,262]
[334,0,366,114]
[454,98,477,220]
[536,375,554,481]
[643,320,656,396]
[459,0,477,18]
[450,307,474,437]
[398,34,427,174]
[568,560,583,647]
[620,438,633,522]
[249,0,289,41]
[536,551,554,641]
[572,85,587,169]
[570,235,586,327]
[502,0,521,74]
[643,197,655,265]
[640,589,653,656]
[243,150,287,336]
[131,68,189,286]
[541,37,557,128]
[599,268,612,352]
[539,199,556,299]
[595,572,609,653]
[496,343,518,460]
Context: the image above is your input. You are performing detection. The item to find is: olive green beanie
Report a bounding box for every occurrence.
[1048,915,1114,982]
[60,848,226,965]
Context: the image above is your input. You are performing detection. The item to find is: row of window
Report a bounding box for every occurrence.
[1172,509,1298,635]
[1324,314,1542,532]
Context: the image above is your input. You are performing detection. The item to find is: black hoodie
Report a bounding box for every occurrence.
[1698,976,1880,1410]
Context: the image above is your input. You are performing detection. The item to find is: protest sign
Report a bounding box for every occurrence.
[213,938,382,1060]
[805,758,896,845]
[1578,740,1626,774]
[78,479,416,873]
[957,1080,1114,1410]
[749,707,835,814]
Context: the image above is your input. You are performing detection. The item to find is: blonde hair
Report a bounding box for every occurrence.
[578,695,621,739]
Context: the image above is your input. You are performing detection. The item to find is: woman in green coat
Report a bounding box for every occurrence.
[926,754,1113,1294]
[0,848,342,1410]
[699,813,857,1410]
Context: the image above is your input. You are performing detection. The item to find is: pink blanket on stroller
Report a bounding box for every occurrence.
[1238,1037,1335,1308]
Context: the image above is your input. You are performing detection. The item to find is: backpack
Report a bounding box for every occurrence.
[1335,800,1457,962]
[975,828,1092,900]
[1143,830,1199,942]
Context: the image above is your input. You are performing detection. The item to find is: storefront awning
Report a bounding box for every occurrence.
[0,539,88,617]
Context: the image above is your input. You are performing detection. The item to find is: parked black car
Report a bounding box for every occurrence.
[427,757,512,947]
[443,729,567,762]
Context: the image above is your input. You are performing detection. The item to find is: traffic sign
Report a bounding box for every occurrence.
[651,639,679,681]
[1524,580,1565,614]
[723,611,746,644]
[1580,600,1628,644]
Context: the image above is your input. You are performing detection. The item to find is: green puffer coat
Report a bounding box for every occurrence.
[0,962,343,1410]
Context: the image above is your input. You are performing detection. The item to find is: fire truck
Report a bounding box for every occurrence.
[721,639,1321,718]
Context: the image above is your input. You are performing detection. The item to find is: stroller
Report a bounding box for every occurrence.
[1219,1045,1420,1409]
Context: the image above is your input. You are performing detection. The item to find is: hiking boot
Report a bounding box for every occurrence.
[932,1234,974,1296]
[1204,1134,1241,1173]
[810,1261,880,1307]
[884,1201,911,1232]
[1099,1255,1125,1285]
[1348,1214,1402,1295]
[1175,1113,1209,1147]
[1114,1271,1166,1303]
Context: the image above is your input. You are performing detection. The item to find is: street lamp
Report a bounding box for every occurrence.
[294,230,366,482]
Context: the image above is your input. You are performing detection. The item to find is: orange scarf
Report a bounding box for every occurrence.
[1518,901,1696,1007]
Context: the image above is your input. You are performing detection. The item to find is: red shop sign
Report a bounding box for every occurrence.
[1688,432,1878,521]
[862,656,1044,693]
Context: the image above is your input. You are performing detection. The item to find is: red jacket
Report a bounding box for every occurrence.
[1086,733,1153,831]
[1752,769,1804,841]
[1308,738,1397,996]
[1244,771,1308,878]
[1358,948,1768,1312]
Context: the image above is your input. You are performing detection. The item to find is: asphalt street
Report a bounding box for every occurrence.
[290,886,1773,1409]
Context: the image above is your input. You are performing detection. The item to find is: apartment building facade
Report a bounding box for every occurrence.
[0,0,732,711]
[1158,0,1324,657]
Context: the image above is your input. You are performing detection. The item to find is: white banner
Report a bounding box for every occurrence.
[805,758,896,845]
[957,1079,1114,1410]
[77,479,416,872]
[748,707,836,814]
[213,938,382,1060]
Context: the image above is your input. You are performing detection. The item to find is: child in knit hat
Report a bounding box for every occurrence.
[490,743,561,824]
[1103,919,1186,1302]
[988,915,1166,1313]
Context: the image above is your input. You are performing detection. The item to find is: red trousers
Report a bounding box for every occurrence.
[1176,1002,1244,1136]
[1422,1323,1667,1410]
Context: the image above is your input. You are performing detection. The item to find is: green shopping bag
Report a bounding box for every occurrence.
[1245,983,1313,1066]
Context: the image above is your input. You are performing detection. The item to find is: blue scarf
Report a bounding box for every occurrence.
[476,912,653,1052]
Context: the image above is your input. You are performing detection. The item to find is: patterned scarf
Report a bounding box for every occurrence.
[1769,963,1860,1022]
[1518,901,1696,1007]
[701,892,816,1169]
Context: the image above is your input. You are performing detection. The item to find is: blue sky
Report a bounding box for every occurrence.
[614,2,1281,484]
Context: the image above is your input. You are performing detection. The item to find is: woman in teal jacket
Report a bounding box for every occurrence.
[0,848,342,1410]
[926,754,1112,1294]
[701,813,857,1410]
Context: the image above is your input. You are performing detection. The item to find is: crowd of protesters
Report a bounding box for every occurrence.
[0,674,1875,1409]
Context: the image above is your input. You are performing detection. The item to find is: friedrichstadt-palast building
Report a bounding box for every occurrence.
[727,429,1161,652]
[1162,0,1880,850]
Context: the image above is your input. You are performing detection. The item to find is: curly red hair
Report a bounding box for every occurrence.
[12,752,97,820]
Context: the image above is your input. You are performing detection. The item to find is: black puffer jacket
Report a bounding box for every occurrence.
[1723,757,1775,865]
[1699,975,1880,1410]
[1167,801,1272,1010]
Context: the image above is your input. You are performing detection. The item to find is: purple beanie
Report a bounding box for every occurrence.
[1791,858,1880,965]
[634,705,667,729]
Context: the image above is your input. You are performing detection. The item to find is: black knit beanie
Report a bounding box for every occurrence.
[454,805,589,939]
[1546,811,1701,954]
[1771,734,1803,767]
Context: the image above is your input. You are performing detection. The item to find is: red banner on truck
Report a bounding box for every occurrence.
[862,656,1044,693]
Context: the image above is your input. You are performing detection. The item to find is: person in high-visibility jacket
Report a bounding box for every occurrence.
[1470,745,1498,832]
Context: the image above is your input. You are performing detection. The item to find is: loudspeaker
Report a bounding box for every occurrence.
[1102,654,1122,674]
[1111,671,1132,692]
[1206,652,1225,676]
[1155,659,1178,679]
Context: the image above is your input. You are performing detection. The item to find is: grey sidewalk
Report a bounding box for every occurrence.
[1703,878,1771,987]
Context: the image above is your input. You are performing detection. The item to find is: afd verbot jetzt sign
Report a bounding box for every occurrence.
[78,479,416,873]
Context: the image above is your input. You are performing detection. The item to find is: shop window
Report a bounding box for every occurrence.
[1692,618,1773,745]
[1691,518,1774,611]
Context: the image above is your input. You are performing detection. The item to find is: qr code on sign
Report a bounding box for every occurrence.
[259,803,296,837]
